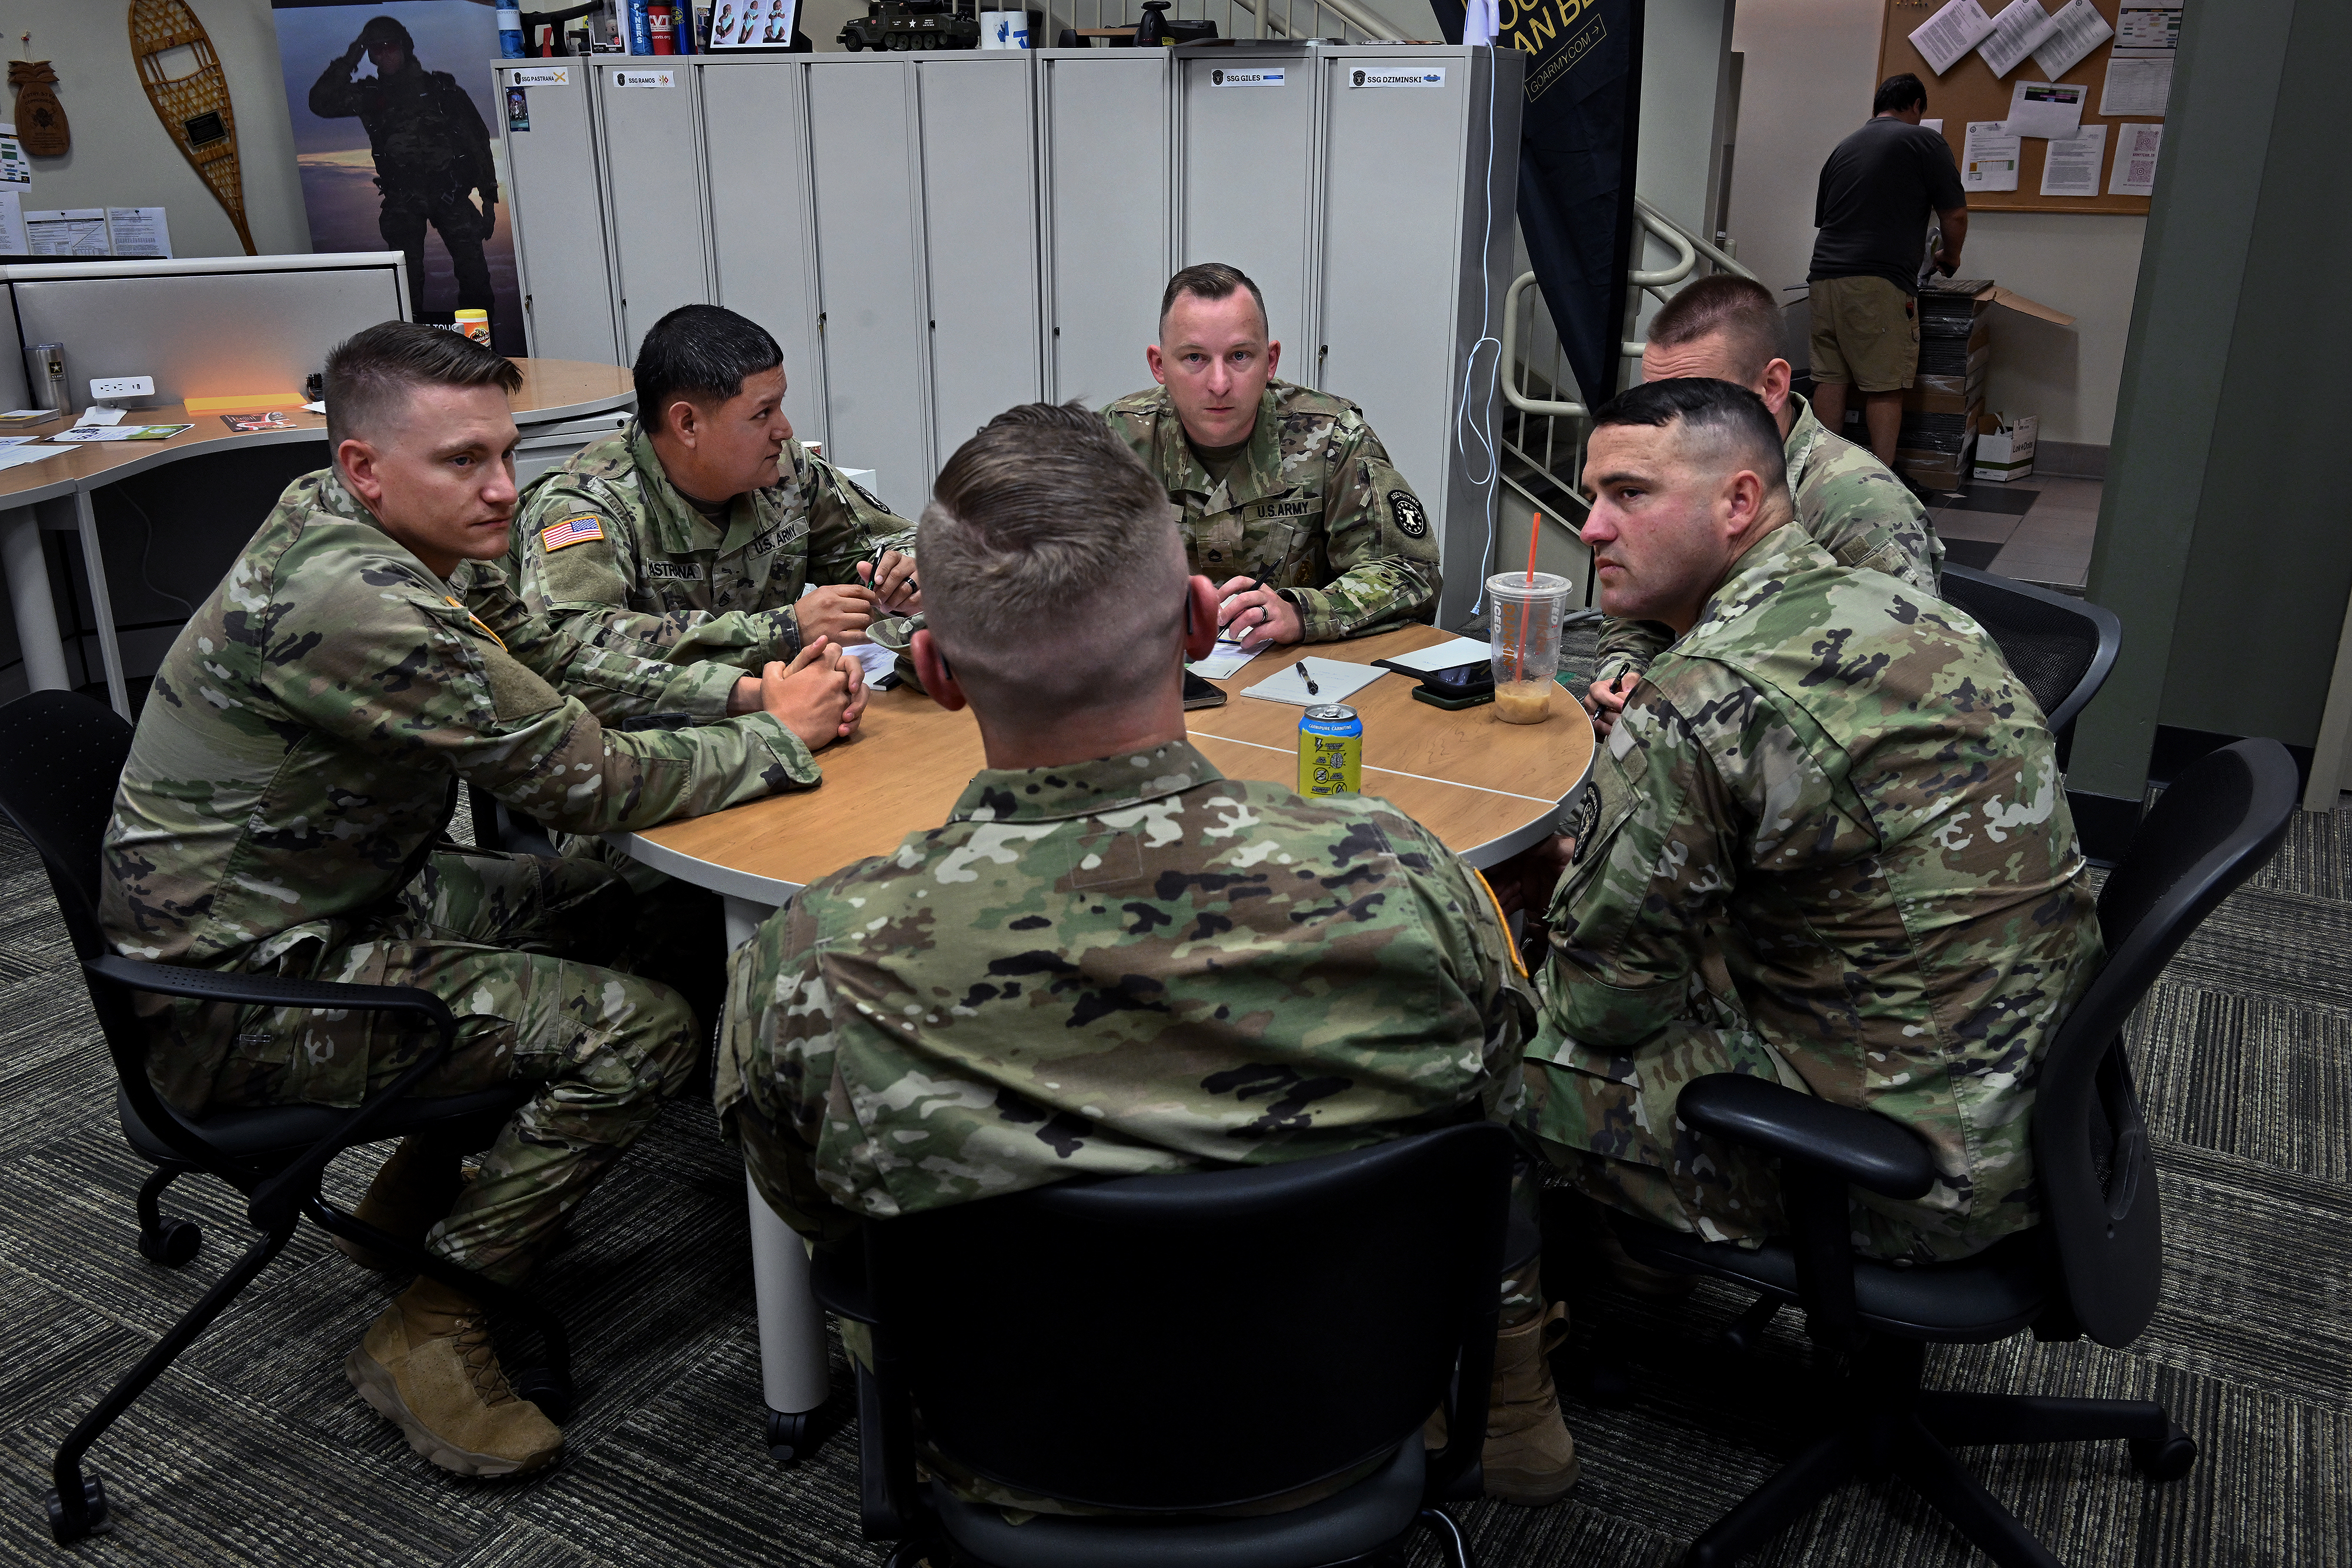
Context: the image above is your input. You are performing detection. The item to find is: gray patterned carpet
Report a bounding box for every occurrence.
[0,783,2341,1567]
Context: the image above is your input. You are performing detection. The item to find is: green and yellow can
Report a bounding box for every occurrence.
[1298,703,1362,796]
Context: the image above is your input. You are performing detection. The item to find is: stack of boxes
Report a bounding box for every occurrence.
[1897,278,1992,492]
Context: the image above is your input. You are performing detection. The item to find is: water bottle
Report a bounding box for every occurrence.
[497,0,526,56]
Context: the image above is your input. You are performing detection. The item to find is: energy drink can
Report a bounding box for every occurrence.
[1298,704,1362,796]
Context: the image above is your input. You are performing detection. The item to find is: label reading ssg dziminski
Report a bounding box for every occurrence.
[1208,66,1285,86]
[1348,66,1446,88]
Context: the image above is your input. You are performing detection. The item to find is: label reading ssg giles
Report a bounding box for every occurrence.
[1209,66,1285,87]
[613,69,676,88]
[1348,66,1446,88]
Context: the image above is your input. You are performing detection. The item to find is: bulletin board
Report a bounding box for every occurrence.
[1876,0,2165,215]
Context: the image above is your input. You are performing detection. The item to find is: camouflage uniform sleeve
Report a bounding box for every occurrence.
[1292,417,1442,641]
[515,467,801,673]
[463,560,749,724]
[306,58,363,119]
[1406,833,1537,1126]
[1808,459,1945,593]
[267,561,818,834]
[716,895,861,1244]
[1592,616,1675,685]
[801,452,917,589]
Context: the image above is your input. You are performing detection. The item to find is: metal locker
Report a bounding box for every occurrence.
[592,61,713,364]
[805,56,931,519]
[495,62,618,365]
[1177,48,1321,364]
[1038,51,1172,410]
[699,59,827,448]
[1318,46,1521,629]
[916,53,1043,463]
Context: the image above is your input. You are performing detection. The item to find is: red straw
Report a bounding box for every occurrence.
[1514,514,1541,682]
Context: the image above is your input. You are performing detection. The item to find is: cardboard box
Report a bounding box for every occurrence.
[1974,414,2038,482]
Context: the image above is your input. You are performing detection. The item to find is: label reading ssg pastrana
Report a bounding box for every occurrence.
[1348,66,1446,88]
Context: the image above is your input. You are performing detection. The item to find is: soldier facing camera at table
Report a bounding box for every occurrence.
[1102,262,1439,646]
[718,400,1586,1512]
[98,322,866,1483]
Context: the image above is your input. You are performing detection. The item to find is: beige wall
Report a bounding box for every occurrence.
[1723,0,2142,447]
[0,0,307,259]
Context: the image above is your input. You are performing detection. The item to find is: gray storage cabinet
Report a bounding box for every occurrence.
[507,44,1520,616]
[495,62,620,366]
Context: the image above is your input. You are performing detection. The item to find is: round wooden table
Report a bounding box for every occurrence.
[617,622,1596,910]
[607,621,1594,1452]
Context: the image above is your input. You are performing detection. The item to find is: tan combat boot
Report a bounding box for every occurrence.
[345,1274,564,1477]
[334,1138,468,1271]
[1424,1298,1580,1506]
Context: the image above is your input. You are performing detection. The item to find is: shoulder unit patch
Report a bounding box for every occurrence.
[1388,490,1427,538]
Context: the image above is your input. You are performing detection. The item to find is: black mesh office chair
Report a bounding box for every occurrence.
[1940,565,2122,763]
[0,691,572,1543]
[1601,737,2296,1567]
[812,1121,1515,1568]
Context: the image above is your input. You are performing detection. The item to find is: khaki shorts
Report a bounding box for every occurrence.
[1809,276,1919,392]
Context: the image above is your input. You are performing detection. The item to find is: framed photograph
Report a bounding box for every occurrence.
[709,0,800,48]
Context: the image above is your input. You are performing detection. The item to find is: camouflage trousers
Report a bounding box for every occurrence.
[378,180,493,317]
[202,849,700,1286]
[1519,1021,1801,1252]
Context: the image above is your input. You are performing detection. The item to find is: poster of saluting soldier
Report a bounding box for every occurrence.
[274,1,524,355]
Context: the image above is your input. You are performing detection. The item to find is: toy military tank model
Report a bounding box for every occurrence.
[838,0,980,51]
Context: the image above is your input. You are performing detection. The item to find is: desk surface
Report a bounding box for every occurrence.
[0,357,634,506]
[621,624,1595,905]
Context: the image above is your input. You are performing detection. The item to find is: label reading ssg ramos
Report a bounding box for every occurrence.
[1348,66,1446,88]
[613,69,676,88]
[1208,67,1285,86]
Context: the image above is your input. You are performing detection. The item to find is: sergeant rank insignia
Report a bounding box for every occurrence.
[1389,490,1427,537]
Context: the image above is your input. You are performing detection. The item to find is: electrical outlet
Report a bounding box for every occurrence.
[88,376,155,400]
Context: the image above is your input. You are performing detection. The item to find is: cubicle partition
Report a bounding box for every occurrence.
[495,44,1523,623]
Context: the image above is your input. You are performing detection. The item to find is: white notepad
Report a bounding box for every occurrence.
[1239,658,1385,707]
[1371,634,1491,676]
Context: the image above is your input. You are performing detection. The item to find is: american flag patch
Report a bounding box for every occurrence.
[540,513,605,551]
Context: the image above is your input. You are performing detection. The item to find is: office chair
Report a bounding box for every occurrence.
[1939,564,2122,764]
[1601,737,2296,1568]
[0,691,573,1544]
[812,1121,1516,1568]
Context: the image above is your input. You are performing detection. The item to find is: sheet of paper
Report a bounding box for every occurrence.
[0,443,68,471]
[1909,0,1996,76]
[105,206,170,259]
[1187,640,1264,680]
[2039,123,2107,196]
[2031,0,2113,80]
[0,190,22,255]
[2006,79,2087,138]
[0,126,26,186]
[1922,118,1944,134]
[1976,0,2058,78]
[1239,658,1385,708]
[2114,2,2182,53]
[1369,634,1492,675]
[76,406,125,426]
[1963,122,2023,192]
[55,424,191,443]
[302,400,327,413]
[2109,122,2163,195]
[2100,56,2173,116]
[849,641,896,684]
[24,208,109,258]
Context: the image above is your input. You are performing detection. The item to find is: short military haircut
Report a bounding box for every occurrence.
[633,304,784,434]
[1160,262,1269,340]
[1874,72,1927,115]
[1647,274,1786,385]
[1592,377,1788,496]
[919,400,1184,709]
[322,320,521,447]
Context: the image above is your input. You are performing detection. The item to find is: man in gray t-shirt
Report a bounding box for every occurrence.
[1806,72,1967,464]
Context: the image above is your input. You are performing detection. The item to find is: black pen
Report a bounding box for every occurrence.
[867,543,916,607]
[1221,574,1271,638]
[1296,660,1318,695]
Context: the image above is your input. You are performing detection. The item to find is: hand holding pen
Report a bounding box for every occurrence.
[858,544,921,613]
[1212,573,1299,644]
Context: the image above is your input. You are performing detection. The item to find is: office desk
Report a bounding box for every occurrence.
[0,358,635,716]
[608,622,1596,1457]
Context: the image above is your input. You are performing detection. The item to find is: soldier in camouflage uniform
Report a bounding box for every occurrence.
[309,16,499,327]
[101,325,867,1479]
[1501,378,2100,1263]
[1589,275,1944,734]
[513,304,917,670]
[722,402,1581,1510]
[1101,263,1438,645]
